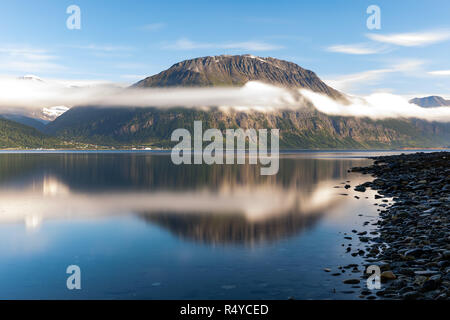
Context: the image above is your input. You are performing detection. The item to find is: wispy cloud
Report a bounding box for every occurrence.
[0,46,65,74]
[366,30,450,47]
[301,89,450,122]
[324,60,425,91]
[1,76,449,123]
[428,70,450,76]
[163,38,283,51]
[325,69,391,91]
[327,43,389,55]
[141,23,166,31]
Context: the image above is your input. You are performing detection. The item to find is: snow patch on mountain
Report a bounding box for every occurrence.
[42,106,69,120]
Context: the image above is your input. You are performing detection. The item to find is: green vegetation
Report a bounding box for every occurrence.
[43,107,450,150]
[0,118,89,149]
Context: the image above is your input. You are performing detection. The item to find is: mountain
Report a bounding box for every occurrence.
[45,55,450,149]
[0,114,48,131]
[41,106,70,121]
[0,118,62,149]
[409,96,450,107]
[45,106,450,149]
[133,54,345,100]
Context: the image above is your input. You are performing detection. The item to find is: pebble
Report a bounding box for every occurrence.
[343,279,360,284]
[349,152,450,300]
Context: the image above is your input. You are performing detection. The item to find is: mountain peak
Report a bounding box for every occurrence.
[132,55,344,100]
[409,96,450,107]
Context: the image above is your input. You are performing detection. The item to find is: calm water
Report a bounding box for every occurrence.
[0,151,415,299]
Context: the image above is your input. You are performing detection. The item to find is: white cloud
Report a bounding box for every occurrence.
[0,76,449,122]
[324,69,391,91]
[301,89,450,122]
[163,38,283,51]
[0,46,65,74]
[324,60,425,92]
[0,78,294,110]
[428,70,450,76]
[42,106,69,118]
[327,43,388,55]
[366,30,450,47]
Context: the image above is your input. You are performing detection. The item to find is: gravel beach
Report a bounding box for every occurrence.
[350,151,450,300]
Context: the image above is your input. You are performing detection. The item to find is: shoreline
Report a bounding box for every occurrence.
[350,151,449,300]
[0,148,448,152]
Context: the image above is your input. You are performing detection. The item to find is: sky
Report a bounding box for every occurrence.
[1,0,450,98]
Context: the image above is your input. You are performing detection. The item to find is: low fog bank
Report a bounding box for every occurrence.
[0,77,449,122]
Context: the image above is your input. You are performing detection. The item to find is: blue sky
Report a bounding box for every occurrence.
[1,0,450,97]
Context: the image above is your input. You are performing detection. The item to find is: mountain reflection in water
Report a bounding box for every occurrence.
[0,152,373,245]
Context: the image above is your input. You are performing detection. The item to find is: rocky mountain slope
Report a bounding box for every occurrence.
[133,54,344,100]
[44,55,450,149]
[409,96,450,107]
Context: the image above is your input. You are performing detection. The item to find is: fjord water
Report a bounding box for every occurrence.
[0,151,392,299]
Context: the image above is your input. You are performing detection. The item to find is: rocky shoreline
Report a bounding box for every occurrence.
[349,151,450,300]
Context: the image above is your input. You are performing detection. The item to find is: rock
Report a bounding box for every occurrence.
[343,279,360,284]
[421,279,439,292]
[443,250,450,260]
[403,291,420,300]
[399,286,414,295]
[414,270,439,276]
[381,271,397,280]
[405,248,423,257]
[389,279,406,289]
[350,152,450,300]
[429,274,441,282]
[423,208,436,214]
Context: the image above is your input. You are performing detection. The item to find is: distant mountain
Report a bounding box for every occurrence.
[41,106,70,121]
[409,96,450,107]
[0,114,48,131]
[0,118,62,149]
[133,54,345,100]
[45,55,450,149]
[2,75,70,123]
[45,106,450,149]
